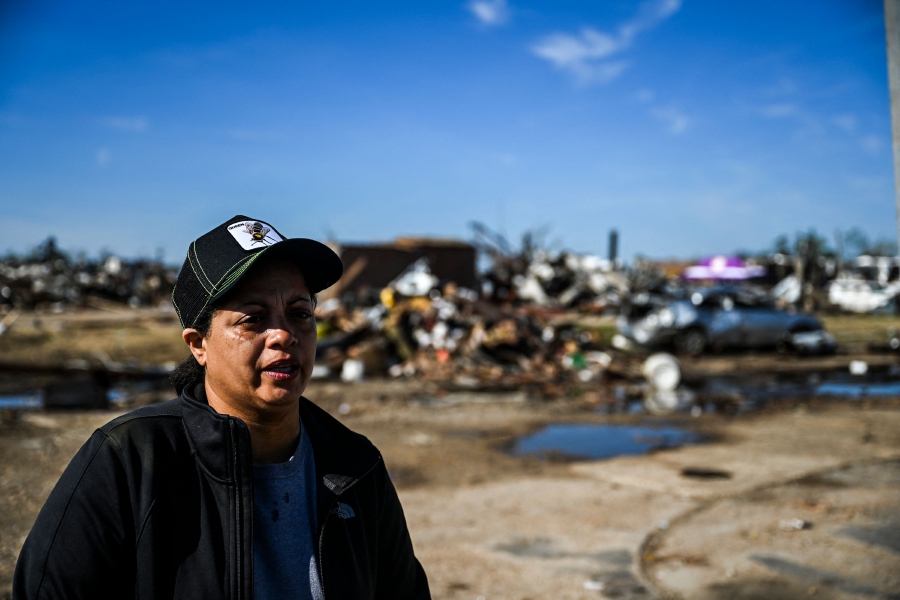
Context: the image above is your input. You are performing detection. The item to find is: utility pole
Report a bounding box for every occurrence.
[608,229,618,265]
[885,0,900,253]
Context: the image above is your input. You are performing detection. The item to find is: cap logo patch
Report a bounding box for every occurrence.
[227,220,284,250]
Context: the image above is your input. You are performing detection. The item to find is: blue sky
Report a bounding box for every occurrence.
[0,0,893,261]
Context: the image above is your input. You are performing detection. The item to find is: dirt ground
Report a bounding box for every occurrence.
[2,381,900,599]
[2,309,900,598]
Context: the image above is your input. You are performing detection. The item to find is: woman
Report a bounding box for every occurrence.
[14,215,431,599]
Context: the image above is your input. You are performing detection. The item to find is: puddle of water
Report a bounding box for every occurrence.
[707,377,900,402]
[816,382,900,397]
[603,370,900,418]
[0,394,42,410]
[0,374,173,413]
[509,423,704,461]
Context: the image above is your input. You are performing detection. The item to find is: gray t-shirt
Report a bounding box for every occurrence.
[252,425,323,600]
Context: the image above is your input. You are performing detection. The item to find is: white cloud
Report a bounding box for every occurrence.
[861,134,884,155]
[636,88,655,103]
[651,106,690,134]
[227,128,282,142]
[468,0,510,27]
[755,100,880,158]
[96,148,111,167]
[620,0,682,39]
[831,113,857,133]
[101,116,148,132]
[530,0,681,85]
[758,103,798,118]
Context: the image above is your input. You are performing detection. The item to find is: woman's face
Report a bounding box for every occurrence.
[188,259,317,413]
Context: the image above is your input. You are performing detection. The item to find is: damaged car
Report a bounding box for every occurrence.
[617,286,835,356]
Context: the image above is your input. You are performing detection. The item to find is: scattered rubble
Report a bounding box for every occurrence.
[778,518,813,532]
[828,277,900,313]
[0,237,176,312]
[3,229,899,398]
[313,225,631,396]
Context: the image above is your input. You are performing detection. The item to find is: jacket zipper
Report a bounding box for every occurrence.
[316,511,331,600]
[316,456,383,599]
[229,420,243,600]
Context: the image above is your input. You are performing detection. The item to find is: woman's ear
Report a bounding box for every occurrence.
[182,329,208,367]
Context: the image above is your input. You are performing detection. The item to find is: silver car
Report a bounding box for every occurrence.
[617,287,835,356]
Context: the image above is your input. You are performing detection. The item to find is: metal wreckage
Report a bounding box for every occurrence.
[2,227,892,400]
[314,226,641,397]
[0,237,177,312]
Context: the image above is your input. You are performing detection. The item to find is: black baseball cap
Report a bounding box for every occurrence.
[172,215,343,329]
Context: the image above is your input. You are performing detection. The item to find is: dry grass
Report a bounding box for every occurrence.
[0,309,897,367]
[0,310,186,365]
[820,313,900,345]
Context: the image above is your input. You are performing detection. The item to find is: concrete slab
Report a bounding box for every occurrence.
[402,478,695,599]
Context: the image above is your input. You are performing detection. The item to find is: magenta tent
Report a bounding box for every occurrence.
[683,255,766,281]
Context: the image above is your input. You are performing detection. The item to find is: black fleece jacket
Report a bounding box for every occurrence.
[13,385,430,600]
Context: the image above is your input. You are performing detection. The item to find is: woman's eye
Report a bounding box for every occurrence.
[242,314,263,324]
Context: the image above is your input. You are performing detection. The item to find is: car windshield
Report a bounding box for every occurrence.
[695,289,775,310]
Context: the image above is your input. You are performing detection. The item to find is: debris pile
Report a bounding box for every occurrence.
[0,237,177,310]
[471,222,627,309]
[314,228,626,395]
[4,225,897,395]
[316,282,616,395]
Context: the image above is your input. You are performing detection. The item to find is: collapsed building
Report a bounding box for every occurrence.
[4,229,898,394]
[320,238,478,307]
[0,237,177,310]
[312,228,627,392]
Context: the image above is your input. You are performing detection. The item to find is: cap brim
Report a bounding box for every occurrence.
[210,238,343,303]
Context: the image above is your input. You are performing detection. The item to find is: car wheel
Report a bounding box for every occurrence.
[675,328,706,357]
[787,326,835,355]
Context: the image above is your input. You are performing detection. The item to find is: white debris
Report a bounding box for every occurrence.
[642,353,681,391]
[771,275,802,305]
[311,365,331,379]
[849,360,869,376]
[828,277,900,313]
[779,518,812,531]
[340,359,364,382]
[405,433,434,446]
[390,259,439,297]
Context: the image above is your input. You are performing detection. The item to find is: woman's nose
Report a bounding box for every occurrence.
[267,322,297,348]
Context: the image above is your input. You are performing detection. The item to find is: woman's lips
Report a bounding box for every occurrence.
[262,364,300,381]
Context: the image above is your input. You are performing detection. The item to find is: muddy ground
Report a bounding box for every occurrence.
[2,380,900,599]
[2,309,900,598]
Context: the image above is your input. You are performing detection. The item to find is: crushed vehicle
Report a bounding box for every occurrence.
[827,278,900,314]
[617,286,835,356]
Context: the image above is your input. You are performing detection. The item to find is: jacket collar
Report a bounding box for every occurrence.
[297,397,381,495]
[179,384,381,492]
[180,383,240,482]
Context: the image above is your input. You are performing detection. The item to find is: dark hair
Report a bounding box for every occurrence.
[169,303,218,395]
[168,292,318,395]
